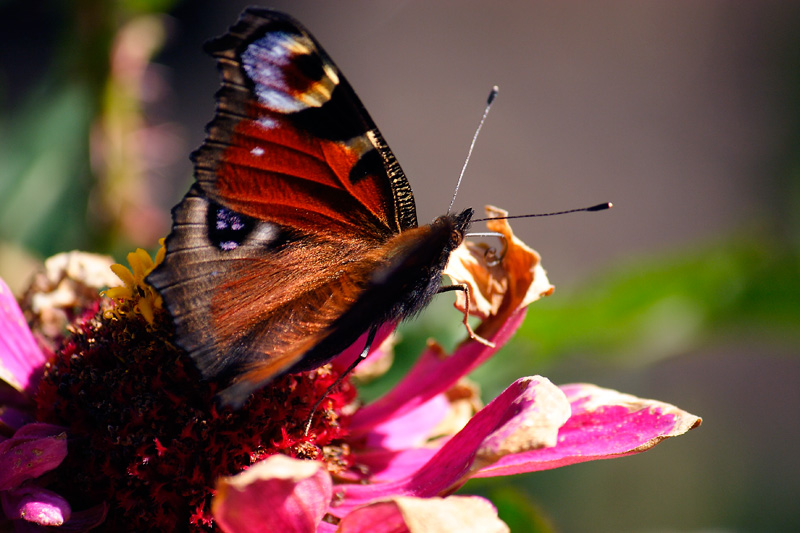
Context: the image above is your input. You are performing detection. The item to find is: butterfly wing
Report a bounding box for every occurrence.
[148,9,420,397]
[194,8,417,237]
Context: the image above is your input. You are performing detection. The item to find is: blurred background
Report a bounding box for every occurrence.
[2,1,799,531]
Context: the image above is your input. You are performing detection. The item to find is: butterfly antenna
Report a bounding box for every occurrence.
[448,86,499,215]
[471,202,613,223]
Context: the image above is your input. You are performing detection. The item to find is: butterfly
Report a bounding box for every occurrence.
[147,8,477,408]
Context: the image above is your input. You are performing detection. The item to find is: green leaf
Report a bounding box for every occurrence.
[0,82,95,255]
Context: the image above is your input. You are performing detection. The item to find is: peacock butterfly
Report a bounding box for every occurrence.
[148,8,476,407]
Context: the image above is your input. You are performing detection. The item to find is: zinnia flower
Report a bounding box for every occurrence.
[0,272,107,530]
[0,209,701,531]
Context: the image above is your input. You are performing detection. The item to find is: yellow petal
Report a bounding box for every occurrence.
[135,248,154,273]
[153,238,166,266]
[137,298,154,324]
[127,251,145,280]
[104,286,133,300]
[110,264,136,288]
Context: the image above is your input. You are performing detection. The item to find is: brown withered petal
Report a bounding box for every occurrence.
[444,206,554,338]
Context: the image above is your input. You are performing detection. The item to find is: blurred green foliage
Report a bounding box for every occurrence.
[0,83,94,254]
[520,237,800,359]
[0,0,178,259]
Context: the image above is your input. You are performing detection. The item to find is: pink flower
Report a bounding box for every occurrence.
[0,278,108,530]
[0,211,701,530]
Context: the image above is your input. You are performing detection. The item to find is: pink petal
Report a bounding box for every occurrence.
[338,500,407,533]
[332,376,566,516]
[214,455,332,533]
[1,486,71,526]
[473,383,702,477]
[363,393,451,451]
[351,447,441,483]
[352,376,568,483]
[0,278,47,395]
[352,309,527,434]
[0,424,68,491]
[338,496,508,533]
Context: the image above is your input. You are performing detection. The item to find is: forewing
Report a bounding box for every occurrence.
[194,8,418,239]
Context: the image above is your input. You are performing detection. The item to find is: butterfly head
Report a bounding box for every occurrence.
[437,207,474,252]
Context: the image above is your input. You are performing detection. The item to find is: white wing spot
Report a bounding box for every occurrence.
[257,117,277,130]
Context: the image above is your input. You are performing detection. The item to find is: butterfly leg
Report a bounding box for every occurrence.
[438,284,495,348]
[465,231,507,266]
[303,324,380,435]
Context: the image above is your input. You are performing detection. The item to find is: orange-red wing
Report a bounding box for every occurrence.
[192,9,418,240]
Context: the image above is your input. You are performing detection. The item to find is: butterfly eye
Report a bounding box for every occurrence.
[449,229,462,248]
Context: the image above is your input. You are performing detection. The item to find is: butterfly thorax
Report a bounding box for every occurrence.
[282,207,473,377]
[370,208,474,321]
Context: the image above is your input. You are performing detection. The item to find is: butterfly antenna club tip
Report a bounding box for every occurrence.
[487,86,499,105]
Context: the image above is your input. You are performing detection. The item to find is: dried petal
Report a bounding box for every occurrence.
[444,205,554,338]
[474,376,570,466]
[428,378,483,442]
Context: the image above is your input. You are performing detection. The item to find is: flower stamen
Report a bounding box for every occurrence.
[103,238,166,325]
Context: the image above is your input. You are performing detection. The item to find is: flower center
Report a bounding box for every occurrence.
[35,308,356,530]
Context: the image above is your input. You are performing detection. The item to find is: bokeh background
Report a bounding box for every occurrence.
[2,1,799,531]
